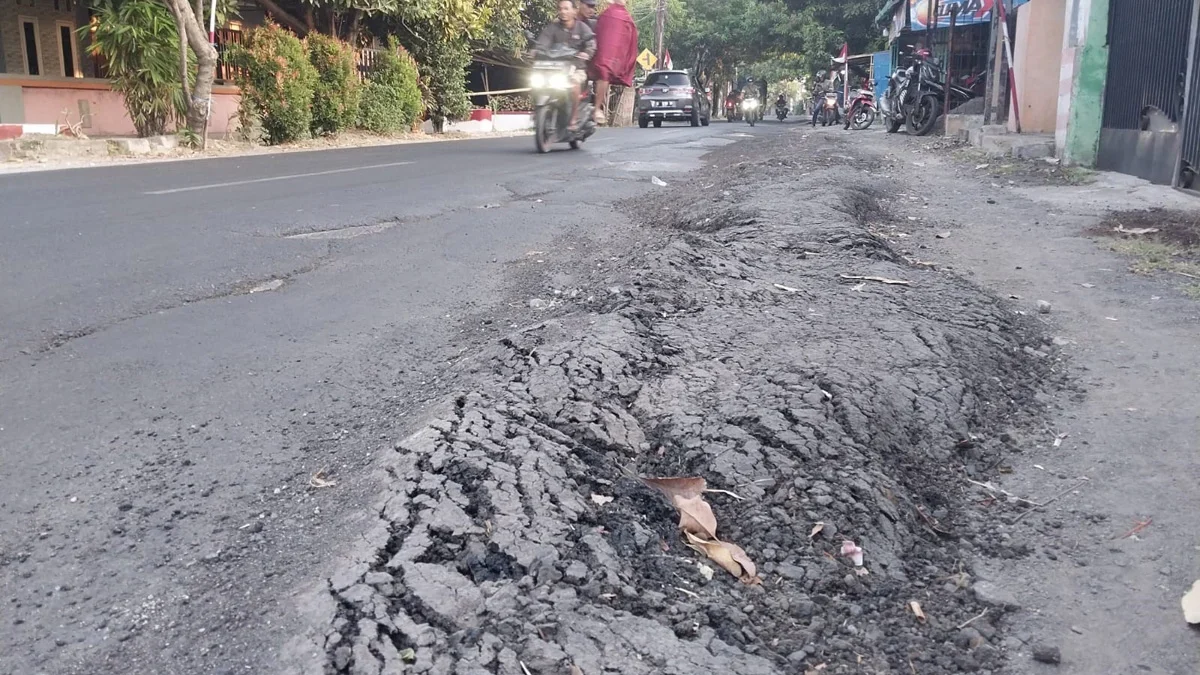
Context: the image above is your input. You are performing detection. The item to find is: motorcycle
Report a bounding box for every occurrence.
[725,99,743,122]
[775,102,789,121]
[880,53,916,134]
[901,48,977,136]
[529,43,595,153]
[742,96,760,126]
[820,92,839,126]
[843,89,876,130]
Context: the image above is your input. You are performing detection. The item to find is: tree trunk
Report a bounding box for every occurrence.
[348,9,362,43]
[165,0,218,138]
[165,0,191,102]
[612,86,635,127]
[305,6,316,32]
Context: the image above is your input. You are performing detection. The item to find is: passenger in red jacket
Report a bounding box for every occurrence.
[589,0,638,124]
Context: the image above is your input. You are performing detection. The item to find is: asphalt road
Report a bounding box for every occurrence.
[0,122,778,674]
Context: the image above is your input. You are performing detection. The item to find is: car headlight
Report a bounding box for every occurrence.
[549,73,570,89]
[530,72,546,88]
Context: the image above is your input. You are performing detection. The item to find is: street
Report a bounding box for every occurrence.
[3,121,1200,675]
[0,124,767,674]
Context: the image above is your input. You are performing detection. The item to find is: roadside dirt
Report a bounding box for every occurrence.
[300,129,1073,674]
[844,127,1200,675]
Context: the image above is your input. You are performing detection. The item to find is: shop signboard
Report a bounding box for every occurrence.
[908,0,1029,30]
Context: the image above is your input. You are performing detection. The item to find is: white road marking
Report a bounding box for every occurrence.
[144,161,415,195]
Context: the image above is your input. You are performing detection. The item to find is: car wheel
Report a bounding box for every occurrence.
[701,115,710,127]
[638,116,649,129]
[690,112,700,127]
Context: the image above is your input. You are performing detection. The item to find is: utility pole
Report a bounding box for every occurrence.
[654,0,666,65]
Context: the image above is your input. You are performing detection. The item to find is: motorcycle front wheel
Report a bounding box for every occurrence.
[853,107,876,130]
[534,106,557,154]
[906,94,940,137]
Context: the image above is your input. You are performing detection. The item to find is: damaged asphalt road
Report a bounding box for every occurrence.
[304,131,1065,675]
[10,120,1182,675]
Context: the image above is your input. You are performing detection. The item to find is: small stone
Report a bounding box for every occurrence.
[936,231,952,239]
[787,650,807,665]
[562,560,588,585]
[972,581,1020,609]
[1032,644,1061,665]
[528,298,549,310]
[1037,300,1052,314]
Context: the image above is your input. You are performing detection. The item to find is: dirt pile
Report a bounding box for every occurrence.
[320,132,1058,674]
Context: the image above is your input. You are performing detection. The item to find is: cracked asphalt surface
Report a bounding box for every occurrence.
[5,120,1199,675]
[0,126,734,674]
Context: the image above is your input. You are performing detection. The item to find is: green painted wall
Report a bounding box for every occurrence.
[1063,0,1110,166]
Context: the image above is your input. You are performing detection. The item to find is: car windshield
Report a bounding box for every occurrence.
[645,73,690,87]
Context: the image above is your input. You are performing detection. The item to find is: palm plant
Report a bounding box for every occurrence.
[85,0,188,137]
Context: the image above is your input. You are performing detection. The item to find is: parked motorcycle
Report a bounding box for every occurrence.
[776,102,789,121]
[880,63,912,134]
[743,96,760,126]
[902,48,977,136]
[843,89,876,130]
[530,43,595,153]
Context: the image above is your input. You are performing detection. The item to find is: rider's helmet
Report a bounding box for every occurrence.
[816,70,827,80]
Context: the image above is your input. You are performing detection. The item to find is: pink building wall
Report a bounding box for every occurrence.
[9,78,240,136]
[1010,0,1067,133]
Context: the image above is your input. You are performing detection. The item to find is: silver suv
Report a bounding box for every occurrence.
[637,70,712,128]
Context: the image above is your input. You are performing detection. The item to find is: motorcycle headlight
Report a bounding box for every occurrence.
[743,99,758,109]
[549,73,570,89]
[530,72,546,89]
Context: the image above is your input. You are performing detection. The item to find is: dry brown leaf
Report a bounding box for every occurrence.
[909,600,927,623]
[674,494,718,539]
[642,476,707,500]
[570,665,585,675]
[809,522,826,539]
[804,664,827,675]
[685,531,760,585]
[590,493,614,506]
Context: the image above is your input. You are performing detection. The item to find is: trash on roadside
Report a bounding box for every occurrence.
[309,468,337,489]
[1053,432,1069,447]
[908,600,927,623]
[697,562,715,581]
[839,274,912,286]
[1120,517,1152,539]
[1114,225,1159,235]
[1037,300,1052,314]
[809,522,826,539]
[840,540,864,567]
[651,176,668,187]
[1182,580,1200,624]
[590,493,614,505]
[774,283,801,293]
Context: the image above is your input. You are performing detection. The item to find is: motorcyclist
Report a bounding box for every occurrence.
[775,92,788,116]
[743,78,759,121]
[533,0,595,130]
[810,71,828,125]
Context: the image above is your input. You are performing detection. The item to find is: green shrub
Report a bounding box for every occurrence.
[307,33,361,136]
[85,0,186,137]
[231,22,317,144]
[357,41,423,134]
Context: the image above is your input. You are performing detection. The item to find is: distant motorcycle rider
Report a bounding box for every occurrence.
[533,0,595,130]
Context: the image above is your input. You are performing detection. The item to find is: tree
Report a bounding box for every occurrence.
[161,0,219,138]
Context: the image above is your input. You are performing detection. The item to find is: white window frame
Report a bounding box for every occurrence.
[55,20,81,77]
[18,16,44,77]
